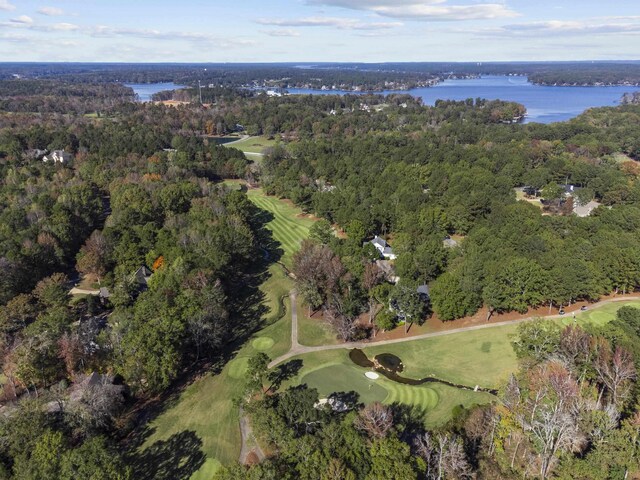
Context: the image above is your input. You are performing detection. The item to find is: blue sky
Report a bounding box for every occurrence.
[1,0,639,62]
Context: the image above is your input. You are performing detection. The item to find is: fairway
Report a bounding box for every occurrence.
[560,300,640,327]
[225,136,276,155]
[247,188,315,267]
[138,266,294,479]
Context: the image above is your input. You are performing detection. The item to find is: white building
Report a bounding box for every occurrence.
[43,150,72,164]
[371,235,396,260]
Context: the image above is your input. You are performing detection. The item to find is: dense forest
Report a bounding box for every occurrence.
[1,75,640,478]
[3,61,640,90]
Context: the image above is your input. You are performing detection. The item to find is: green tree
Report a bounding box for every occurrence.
[309,219,334,245]
[430,271,481,321]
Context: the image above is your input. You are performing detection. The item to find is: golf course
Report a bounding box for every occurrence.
[136,184,640,479]
[136,187,313,479]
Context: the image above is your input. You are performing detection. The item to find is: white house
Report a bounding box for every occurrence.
[43,150,72,164]
[371,235,396,260]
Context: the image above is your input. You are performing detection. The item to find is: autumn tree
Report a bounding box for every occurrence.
[76,230,110,284]
[354,402,394,439]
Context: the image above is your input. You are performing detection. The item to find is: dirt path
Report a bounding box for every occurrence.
[238,406,266,464]
[69,287,100,296]
[268,295,640,368]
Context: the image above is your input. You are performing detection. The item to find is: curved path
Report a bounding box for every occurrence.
[268,295,640,369]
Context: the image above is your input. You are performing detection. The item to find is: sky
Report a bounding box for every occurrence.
[1,0,640,62]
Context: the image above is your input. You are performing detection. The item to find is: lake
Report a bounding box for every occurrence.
[287,75,640,124]
[125,82,187,102]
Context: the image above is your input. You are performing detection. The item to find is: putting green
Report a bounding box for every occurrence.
[227,357,249,379]
[302,364,388,403]
[300,363,439,409]
[252,336,275,351]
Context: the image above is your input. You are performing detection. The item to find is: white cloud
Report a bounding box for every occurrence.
[0,0,15,11]
[10,15,34,24]
[261,29,301,37]
[475,17,640,37]
[306,0,519,21]
[38,6,65,16]
[89,25,255,48]
[52,22,79,31]
[257,16,402,30]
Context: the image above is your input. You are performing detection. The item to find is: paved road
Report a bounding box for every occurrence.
[268,295,640,368]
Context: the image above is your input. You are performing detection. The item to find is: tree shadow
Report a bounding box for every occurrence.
[129,430,205,480]
[389,403,428,441]
[328,390,361,411]
[269,359,303,390]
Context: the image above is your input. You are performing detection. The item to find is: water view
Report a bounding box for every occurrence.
[125,82,187,102]
[288,75,640,124]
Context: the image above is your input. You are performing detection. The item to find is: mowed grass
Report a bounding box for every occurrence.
[139,266,293,479]
[226,136,277,154]
[247,188,315,267]
[297,297,340,347]
[559,300,640,327]
[289,300,640,427]
[363,326,519,388]
[292,350,493,427]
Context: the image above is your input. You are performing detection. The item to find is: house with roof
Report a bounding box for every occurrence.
[370,235,396,260]
[43,150,72,164]
[133,266,153,288]
[27,148,48,160]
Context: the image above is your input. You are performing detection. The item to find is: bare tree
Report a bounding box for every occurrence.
[517,361,585,479]
[76,230,109,284]
[354,402,393,439]
[362,262,383,323]
[415,432,472,479]
[557,325,591,381]
[593,341,637,408]
[324,302,356,342]
[67,373,124,432]
[293,240,344,313]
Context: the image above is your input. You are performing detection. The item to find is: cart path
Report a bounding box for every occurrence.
[290,291,300,350]
[268,294,640,369]
[238,406,266,464]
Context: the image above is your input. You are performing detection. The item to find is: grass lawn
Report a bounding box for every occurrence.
[297,298,340,347]
[362,326,519,388]
[289,349,494,427]
[247,188,315,267]
[515,188,543,209]
[139,266,293,479]
[558,300,640,327]
[226,136,276,155]
[288,300,640,428]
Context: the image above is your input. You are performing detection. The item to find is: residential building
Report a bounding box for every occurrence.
[370,235,396,260]
[43,150,72,164]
